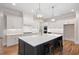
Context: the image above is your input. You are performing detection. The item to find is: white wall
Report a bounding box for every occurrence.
[23,12,76,44]
[75,10,79,44]
[23,13,39,33]
[43,18,75,34]
[45,18,75,28]
[23,12,75,34]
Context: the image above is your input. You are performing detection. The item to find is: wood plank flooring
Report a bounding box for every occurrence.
[3,45,62,55]
[2,40,79,55]
[63,40,79,55]
[3,45,18,55]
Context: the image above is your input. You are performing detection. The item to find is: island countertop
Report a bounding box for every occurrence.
[19,34,62,47]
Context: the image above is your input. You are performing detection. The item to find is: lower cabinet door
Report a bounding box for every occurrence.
[19,39,25,55]
[7,35,18,47]
[24,42,37,55]
[36,44,45,55]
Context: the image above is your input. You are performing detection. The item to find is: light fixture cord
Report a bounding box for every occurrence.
[39,3,40,12]
[52,6,54,17]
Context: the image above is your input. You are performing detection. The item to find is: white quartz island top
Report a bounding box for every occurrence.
[19,34,62,47]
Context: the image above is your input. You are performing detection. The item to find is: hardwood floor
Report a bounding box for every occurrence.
[63,40,79,55]
[3,45,18,55]
[3,45,62,55]
[3,40,79,55]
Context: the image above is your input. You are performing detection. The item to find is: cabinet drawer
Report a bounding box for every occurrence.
[7,36,18,47]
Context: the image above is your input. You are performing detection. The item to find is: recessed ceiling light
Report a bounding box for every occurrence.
[0,13,3,16]
[12,3,16,6]
[51,19,55,22]
[71,9,74,12]
[32,9,34,12]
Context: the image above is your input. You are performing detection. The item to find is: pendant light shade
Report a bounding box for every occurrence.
[33,3,43,19]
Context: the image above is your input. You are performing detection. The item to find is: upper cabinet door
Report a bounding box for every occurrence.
[7,15,17,29]
[7,14,22,29]
[17,16,23,29]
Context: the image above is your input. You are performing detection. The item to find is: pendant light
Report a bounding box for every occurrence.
[34,3,43,19]
[51,6,55,22]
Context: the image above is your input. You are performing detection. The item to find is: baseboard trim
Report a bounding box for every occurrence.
[75,41,79,44]
[64,39,74,42]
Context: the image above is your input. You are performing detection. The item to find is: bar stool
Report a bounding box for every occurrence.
[48,44,54,54]
[44,43,54,55]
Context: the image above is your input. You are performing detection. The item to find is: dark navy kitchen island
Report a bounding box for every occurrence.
[18,34,63,55]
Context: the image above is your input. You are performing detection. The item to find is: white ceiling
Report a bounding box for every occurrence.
[0,3,79,17]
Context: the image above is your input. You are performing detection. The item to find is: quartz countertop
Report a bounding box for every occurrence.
[19,34,62,47]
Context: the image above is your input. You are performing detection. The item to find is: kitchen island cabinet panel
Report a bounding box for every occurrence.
[19,39,25,55]
[18,35,63,55]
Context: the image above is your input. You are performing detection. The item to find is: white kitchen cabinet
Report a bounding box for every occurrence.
[5,14,23,47]
[6,15,22,29]
[48,28,63,34]
[6,35,17,47]
[0,7,23,47]
[6,35,21,47]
